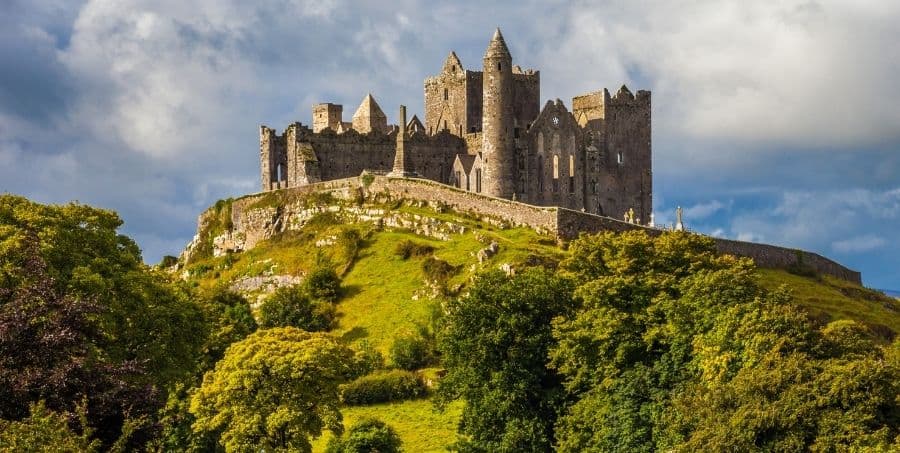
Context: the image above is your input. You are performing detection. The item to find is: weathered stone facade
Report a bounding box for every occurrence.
[259,29,652,223]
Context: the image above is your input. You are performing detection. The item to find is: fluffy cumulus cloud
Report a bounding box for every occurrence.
[0,0,898,288]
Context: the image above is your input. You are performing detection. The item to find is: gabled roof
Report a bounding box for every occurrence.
[406,115,425,133]
[454,153,480,174]
[442,51,464,74]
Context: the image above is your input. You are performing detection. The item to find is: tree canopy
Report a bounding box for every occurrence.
[190,327,355,452]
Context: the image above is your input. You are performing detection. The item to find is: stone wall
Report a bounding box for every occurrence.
[215,175,861,284]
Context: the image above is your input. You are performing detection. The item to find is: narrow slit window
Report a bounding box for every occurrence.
[617,152,624,165]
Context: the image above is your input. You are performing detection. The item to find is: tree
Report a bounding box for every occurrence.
[550,230,900,451]
[549,231,761,451]
[0,195,207,447]
[437,267,574,452]
[661,300,900,451]
[325,418,402,453]
[0,242,159,447]
[190,327,355,452]
[0,195,206,388]
[258,284,335,331]
[304,264,342,302]
[389,333,432,370]
[0,402,100,453]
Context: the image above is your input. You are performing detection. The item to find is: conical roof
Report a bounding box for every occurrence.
[353,93,386,120]
[484,28,511,59]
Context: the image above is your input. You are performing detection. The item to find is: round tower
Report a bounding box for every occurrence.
[481,28,515,198]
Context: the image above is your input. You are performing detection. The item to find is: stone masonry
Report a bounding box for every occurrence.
[259,28,651,224]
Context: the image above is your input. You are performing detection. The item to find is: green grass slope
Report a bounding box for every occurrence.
[180,200,898,450]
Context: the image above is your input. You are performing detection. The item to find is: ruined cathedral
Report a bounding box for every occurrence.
[260,29,652,223]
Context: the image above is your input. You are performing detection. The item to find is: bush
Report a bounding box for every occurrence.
[422,256,457,284]
[258,285,335,331]
[340,370,427,406]
[394,240,434,260]
[325,418,401,453]
[389,334,433,370]
[350,340,385,379]
[304,265,342,302]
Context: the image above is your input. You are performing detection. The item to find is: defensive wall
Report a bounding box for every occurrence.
[224,174,861,284]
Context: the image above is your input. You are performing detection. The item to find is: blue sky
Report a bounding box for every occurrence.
[1,0,898,289]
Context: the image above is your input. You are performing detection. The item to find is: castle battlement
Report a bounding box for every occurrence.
[260,28,652,223]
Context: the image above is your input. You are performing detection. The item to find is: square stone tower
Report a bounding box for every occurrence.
[313,103,343,133]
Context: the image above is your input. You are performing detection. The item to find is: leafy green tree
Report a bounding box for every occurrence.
[389,333,433,370]
[0,241,159,447]
[190,327,355,452]
[0,195,206,388]
[437,267,574,452]
[325,418,402,453]
[0,402,100,453]
[153,288,256,452]
[551,230,900,452]
[550,231,761,451]
[305,264,342,302]
[661,300,900,452]
[258,284,335,331]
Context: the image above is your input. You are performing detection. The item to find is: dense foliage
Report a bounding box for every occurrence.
[258,284,335,331]
[436,230,900,452]
[190,327,355,452]
[341,370,427,406]
[0,195,206,447]
[325,418,402,453]
[437,267,574,452]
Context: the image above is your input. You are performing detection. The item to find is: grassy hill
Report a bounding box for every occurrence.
[179,198,899,451]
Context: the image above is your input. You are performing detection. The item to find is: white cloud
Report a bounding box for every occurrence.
[832,235,886,253]
[684,200,728,220]
[549,0,900,150]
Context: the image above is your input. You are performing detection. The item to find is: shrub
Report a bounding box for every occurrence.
[422,256,457,284]
[258,285,335,331]
[350,340,385,379]
[394,240,434,260]
[389,334,433,370]
[325,418,401,453]
[340,370,427,406]
[304,265,342,302]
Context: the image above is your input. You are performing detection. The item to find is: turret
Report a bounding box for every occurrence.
[481,28,515,198]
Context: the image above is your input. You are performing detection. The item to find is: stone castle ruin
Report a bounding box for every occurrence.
[260,29,651,224]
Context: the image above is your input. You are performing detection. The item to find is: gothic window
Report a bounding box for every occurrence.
[443,88,449,100]
[552,155,560,193]
[537,132,544,154]
[475,169,482,193]
[456,171,462,188]
[538,155,544,192]
[568,155,575,194]
[592,179,598,194]
[617,152,624,165]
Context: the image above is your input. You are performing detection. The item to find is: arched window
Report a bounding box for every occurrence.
[552,155,560,193]
[443,88,448,100]
[538,155,544,192]
[568,155,575,193]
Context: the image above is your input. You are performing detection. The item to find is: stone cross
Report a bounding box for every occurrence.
[675,206,684,231]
